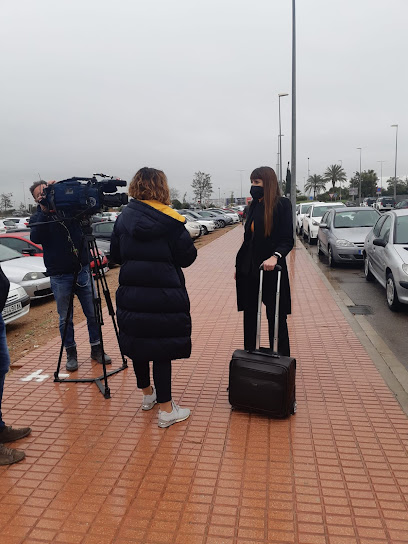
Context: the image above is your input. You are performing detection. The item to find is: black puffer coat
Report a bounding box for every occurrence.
[110,199,197,362]
[236,197,293,315]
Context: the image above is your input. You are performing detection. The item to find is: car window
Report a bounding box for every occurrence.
[378,216,392,242]
[394,216,408,244]
[94,222,114,234]
[300,204,311,213]
[0,244,23,262]
[334,210,379,228]
[312,206,337,217]
[0,237,35,253]
[372,215,386,237]
[321,211,329,223]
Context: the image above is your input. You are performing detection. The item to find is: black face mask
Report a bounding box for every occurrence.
[250,185,264,201]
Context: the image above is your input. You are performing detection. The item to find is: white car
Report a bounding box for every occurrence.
[0,219,18,232]
[364,209,408,310]
[184,218,201,239]
[2,282,30,324]
[302,202,346,244]
[180,212,215,234]
[4,217,30,229]
[296,202,320,235]
[0,245,52,299]
[211,208,240,223]
[374,197,395,212]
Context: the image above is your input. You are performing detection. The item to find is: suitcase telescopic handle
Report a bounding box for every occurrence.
[256,263,282,352]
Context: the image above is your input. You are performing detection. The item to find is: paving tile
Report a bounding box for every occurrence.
[1,228,408,543]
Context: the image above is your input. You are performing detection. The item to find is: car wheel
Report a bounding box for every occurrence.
[317,239,323,256]
[328,246,336,267]
[219,220,226,228]
[202,226,208,235]
[386,272,401,311]
[364,255,374,281]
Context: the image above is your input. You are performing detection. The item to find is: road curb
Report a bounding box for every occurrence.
[295,238,408,415]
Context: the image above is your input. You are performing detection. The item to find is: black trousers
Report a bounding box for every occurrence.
[132,360,172,403]
[243,305,290,356]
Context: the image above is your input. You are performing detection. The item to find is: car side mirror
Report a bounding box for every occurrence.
[319,223,328,229]
[22,248,36,256]
[373,238,387,248]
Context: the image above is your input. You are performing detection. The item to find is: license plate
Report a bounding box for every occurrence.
[2,301,22,317]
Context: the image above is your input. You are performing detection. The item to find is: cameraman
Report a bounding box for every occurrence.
[29,180,111,372]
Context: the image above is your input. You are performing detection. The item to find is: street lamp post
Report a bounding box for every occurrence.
[278,93,289,190]
[377,160,385,192]
[391,124,398,202]
[338,160,342,199]
[218,187,220,206]
[357,147,362,204]
[236,170,245,202]
[290,0,297,243]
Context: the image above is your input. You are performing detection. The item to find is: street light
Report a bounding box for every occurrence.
[218,186,220,206]
[278,93,289,190]
[236,170,245,202]
[357,147,362,204]
[391,124,398,202]
[377,160,386,192]
[338,160,343,199]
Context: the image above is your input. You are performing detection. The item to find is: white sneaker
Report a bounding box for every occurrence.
[142,387,157,411]
[158,400,190,428]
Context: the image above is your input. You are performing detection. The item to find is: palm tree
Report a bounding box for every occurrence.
[324,164,347,190]
[304,174,326,199]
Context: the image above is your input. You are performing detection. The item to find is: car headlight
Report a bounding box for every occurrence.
[312,220,320,226]
[17,286,28,297]
[22,272,46,281]
[336,239,355,248]
[402,264,408,275]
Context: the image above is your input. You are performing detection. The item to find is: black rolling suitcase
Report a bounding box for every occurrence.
[229,265,296,418]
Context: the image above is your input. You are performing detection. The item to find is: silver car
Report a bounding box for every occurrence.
[364,209,408,310]
[0,245,52,299]
[317,207,380,267]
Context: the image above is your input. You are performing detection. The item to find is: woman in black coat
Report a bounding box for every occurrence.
[235,166,294,355]
[110,167,197,428]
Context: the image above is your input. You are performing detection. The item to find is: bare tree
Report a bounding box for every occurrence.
[0,193,13,213]
[191,172,213,205]
[169,187,180,201]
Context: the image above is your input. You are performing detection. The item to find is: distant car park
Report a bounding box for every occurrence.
[395,199,408,209]
[364,209,408,310]
[374,196,395,211]
[317,207,380,267]
[361,197,376,207]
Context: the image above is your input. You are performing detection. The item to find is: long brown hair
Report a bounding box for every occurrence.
[129,167,171,205]
[250,166,281,236]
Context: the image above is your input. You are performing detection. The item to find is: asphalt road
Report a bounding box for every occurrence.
[300,235,408,371]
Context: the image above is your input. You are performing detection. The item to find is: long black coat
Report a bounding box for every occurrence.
[110,199,197,362]
[235,197,293,315]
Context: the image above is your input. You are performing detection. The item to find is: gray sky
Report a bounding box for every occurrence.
[1,0,407,207]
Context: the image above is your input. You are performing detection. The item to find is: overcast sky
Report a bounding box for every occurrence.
[1,0,407,207]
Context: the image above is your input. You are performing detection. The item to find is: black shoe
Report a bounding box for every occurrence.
[66,346,78,372]
[0,425,31,444]
[0,444,25,465]
[91,343,112,365]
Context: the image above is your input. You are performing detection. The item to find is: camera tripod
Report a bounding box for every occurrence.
[53,218,127,398]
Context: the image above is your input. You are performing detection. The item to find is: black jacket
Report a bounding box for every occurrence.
[110,199,197,362]
[29,207,89,276]
[235,196,293,315]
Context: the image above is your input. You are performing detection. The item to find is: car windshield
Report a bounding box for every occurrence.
[334,210,379,228]
[198,211,213,217]
[380,198,394,204]
[186,211,200,218]
[395,216,408,244]
[0,245,23,262]
[312,206,340,217]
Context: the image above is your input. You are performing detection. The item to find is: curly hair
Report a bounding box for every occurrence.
[128,167,171,205]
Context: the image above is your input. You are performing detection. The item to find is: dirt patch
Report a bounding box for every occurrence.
[7,224,239,367]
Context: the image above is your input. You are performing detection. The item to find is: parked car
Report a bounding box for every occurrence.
[0,231,108,276]
[183,218,201,239]
[364,209,408,310]
[179,212,216,234]
[374,196,395,211]
[345,201,356,207]
[91,213,109,223]
[101,211,120,221]
[317,207,380,267]
[395,199,408,209]
[210,208,240,223]
[361,197,377,207]
[195,210,232,227]
[302,202,346,244]
[2,281,30,324]
[0,245,52,299]
[0,219,18,232]
[296,202,316,235]
[3,217,30,229]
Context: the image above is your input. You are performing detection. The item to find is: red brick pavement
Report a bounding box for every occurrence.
[1,225,407,544]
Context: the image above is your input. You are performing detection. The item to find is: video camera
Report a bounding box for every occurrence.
[42,174,128,218]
